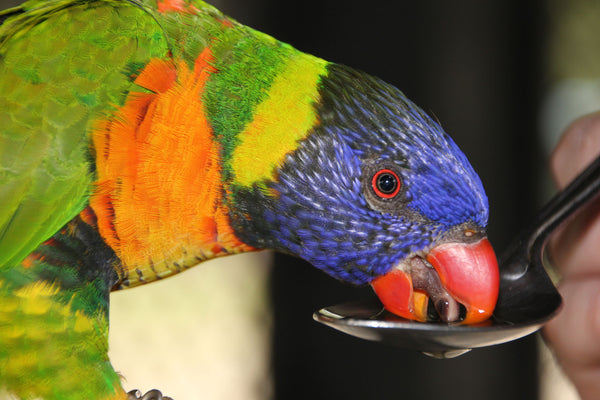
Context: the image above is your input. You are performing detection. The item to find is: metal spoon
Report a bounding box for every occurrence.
[314,155,600,358]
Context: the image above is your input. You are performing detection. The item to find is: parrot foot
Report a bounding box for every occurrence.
[127,389,174,400]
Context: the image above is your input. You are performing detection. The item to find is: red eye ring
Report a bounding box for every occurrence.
[372,169,401,199]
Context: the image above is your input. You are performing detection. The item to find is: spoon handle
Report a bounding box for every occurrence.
[500,154,600,276]
[495,155,600,322]
[528,154,600,256]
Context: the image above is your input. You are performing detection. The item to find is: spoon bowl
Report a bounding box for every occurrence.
[315,155,600,357]
[315,295,557,358]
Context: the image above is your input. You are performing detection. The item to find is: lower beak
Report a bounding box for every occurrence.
[370,238,499,324]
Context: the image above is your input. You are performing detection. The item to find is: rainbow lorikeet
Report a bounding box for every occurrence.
[0,0,499,398]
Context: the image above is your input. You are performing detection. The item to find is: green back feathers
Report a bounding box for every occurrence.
[0,0,169,269]
[0,3,159,393]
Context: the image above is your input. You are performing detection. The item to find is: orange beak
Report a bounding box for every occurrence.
[371,238,499,324]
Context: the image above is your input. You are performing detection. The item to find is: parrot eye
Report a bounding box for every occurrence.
[361,162,406,212]
[372,169,401,198]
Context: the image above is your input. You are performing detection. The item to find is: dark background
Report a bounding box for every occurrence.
[221,1,548,399]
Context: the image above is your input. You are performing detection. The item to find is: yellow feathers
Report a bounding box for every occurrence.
[231,53,327,187]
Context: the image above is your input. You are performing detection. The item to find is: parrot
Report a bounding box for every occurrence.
[0,0,500,399]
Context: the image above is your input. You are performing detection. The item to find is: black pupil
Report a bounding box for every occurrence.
[377,173,397,194]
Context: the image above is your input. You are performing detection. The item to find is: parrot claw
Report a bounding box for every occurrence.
[127,389,174,400]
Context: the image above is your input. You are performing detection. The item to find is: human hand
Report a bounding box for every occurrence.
[543,111,600,400]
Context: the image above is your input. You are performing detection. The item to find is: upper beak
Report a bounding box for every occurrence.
[370,238,499,324]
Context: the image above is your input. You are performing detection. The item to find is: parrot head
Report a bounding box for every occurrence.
[230,64,498,324]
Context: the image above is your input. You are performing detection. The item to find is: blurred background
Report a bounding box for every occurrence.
[4,0,600,399]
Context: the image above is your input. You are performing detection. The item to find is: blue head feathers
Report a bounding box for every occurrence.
[318,65,488,228]
[230,63,489,285]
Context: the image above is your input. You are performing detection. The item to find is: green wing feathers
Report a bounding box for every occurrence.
[0,1,171,398]
[0,0,170,269]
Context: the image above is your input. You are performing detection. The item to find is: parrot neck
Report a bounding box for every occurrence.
[85,3,329,288]
[89,54,255,288]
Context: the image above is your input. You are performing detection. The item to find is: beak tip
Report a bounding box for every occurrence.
[428,238,499,324]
